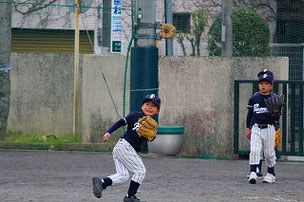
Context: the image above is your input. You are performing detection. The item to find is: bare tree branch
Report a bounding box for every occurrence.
[14,0,58,15]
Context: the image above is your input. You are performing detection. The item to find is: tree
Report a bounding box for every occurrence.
[176,32,187,56]
[0,0,12,140]
[177,8,208,56]
[190,0,277,22]
[208,7,270,56]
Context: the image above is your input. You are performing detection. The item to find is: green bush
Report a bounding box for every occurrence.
[208,7,270,56]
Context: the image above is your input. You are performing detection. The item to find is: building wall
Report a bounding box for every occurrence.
[8,53,288,157]
[11,0,277,56]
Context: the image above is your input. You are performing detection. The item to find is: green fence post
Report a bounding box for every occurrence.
[234,81,240,154]
[299,81,303,155]
[282,83,287,154]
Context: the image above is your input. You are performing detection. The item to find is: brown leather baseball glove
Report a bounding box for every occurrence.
[274,129,281,149]
[136,116,158,141]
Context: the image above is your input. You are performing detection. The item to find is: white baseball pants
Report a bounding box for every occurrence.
[108,138,146,185]
[249,124,276,167]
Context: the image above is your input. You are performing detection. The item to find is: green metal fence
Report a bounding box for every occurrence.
[234,80,304,156]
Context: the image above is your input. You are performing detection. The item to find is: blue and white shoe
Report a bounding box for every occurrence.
[247,167,263,178]
[247,172,263,178]
[263,173,276,183]
[248,172,257,184]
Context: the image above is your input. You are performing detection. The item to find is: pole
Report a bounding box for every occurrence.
[221,0,232,57]
[0,0,12,140]
[131,0,158,152]
[73,0,80,135]
[165,0,173,56]
[135,0,156,47]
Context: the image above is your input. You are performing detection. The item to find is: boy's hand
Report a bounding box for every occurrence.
[246,128,251,139]
[103,132,111,142]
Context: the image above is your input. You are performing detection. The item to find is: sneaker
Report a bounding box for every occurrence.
[257,172,263,177]
[247,171,263,178]
[248,172,257,184]
[123,195,146,202]
[263,173,276,183]
[92,177,103,198]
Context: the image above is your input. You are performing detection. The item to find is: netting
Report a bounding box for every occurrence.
[0,1,303,154]
[0,0,135,143]
[7,0,133,55]
[235,81,304,156]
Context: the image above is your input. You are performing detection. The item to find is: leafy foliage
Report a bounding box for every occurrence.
[177,8,208,56]
[208,7,270,56]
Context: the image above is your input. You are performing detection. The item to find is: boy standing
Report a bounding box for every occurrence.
[92,94,161,202]
[246,69,282,184]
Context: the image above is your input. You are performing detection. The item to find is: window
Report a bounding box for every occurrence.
[11,28,94,54]
[173,12,191,33]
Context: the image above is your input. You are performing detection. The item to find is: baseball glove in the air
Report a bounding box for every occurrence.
[136,116,158,141]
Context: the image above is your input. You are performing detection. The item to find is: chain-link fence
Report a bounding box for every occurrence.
[1,1,304,152]
[234,80,304,156]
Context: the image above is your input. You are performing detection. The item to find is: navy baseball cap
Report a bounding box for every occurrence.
[143,94,161,108]
[257,69,274,84]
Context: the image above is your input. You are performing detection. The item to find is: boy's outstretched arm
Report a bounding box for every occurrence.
[102,119,126,142]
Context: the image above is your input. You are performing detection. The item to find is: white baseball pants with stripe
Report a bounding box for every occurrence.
[108,138,146,185]
[249,124,276,167]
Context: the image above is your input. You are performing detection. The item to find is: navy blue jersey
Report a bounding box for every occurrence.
[107,111,148,152]
[246,92,280,128]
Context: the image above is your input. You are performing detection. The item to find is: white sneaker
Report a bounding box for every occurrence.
[263,173,276,183]
[249,172,257,184]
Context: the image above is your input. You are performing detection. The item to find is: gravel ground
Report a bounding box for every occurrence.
[0,150,303,202]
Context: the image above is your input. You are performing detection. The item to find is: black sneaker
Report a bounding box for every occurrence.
[92,177,103,198]
[123,195,146,202]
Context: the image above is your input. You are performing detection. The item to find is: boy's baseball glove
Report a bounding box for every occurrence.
[136,116,158,141]
[274,129,281,149]
[264,94,284,116]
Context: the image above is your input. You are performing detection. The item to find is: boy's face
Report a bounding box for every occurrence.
[141,100,160,116]
[258,81,273,95]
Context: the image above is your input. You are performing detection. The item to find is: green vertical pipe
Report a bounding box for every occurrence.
[123,0,135,117]
[299,82,303,155]
[282,84,287,153]
[234,81,240,154]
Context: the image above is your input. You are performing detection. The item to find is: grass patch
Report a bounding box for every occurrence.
[5,131,82,143]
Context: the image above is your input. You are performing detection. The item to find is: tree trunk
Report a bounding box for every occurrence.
[180,41,187,56]
[0,0,12,140]
[196,37,201,56]
[187,36,196,56]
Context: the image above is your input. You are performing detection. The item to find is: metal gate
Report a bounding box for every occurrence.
[234,80,304,156]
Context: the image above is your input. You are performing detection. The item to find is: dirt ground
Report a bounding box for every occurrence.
[0,150,303,202]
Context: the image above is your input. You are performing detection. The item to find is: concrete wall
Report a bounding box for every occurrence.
[8,54,288,157]
[9,53,75,134]
[81,55,129,143]
[159,57,288,157]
